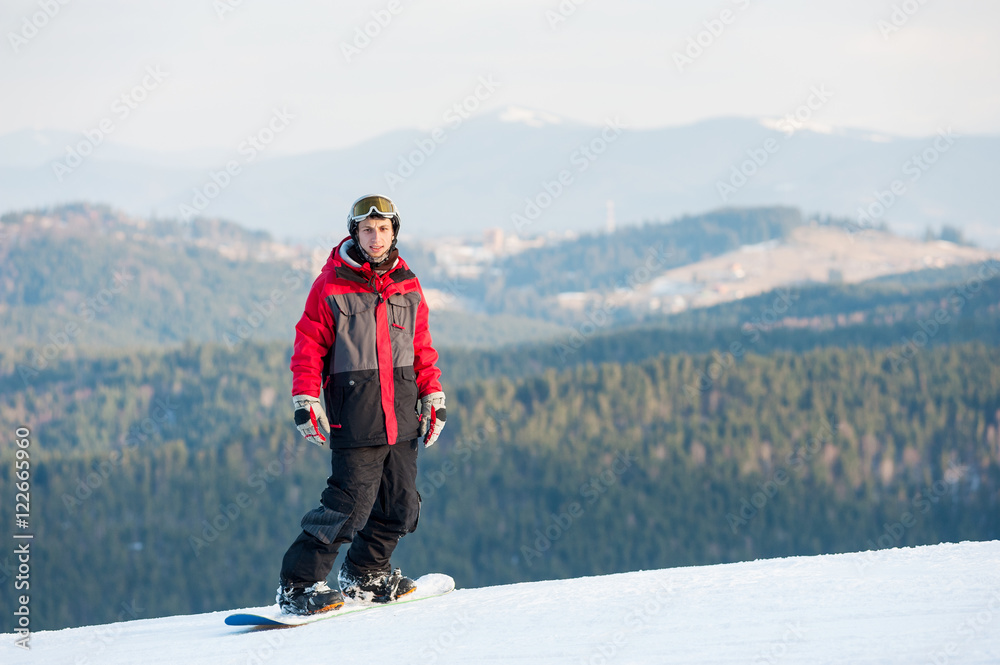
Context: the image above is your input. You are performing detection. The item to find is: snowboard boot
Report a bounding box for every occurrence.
[338,559,417,603]
[276,579,345,616]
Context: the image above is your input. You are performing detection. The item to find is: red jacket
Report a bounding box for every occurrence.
[290,238,442,447]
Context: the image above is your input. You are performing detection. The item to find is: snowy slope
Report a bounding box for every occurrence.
[4,541,999,664]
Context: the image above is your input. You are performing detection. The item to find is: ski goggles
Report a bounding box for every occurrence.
[349,195,399,223]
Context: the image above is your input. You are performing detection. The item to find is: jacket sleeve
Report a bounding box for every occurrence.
[412,280,443,398]
[289,274,336,397]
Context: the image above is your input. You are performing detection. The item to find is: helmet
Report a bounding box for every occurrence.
[347,194,400,246]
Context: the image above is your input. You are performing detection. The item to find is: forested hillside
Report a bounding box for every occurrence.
[1,341,997,631]
[5,268,998,455]
[3,268,998,454]
[442,272,1000,384]
[0,204,310,349]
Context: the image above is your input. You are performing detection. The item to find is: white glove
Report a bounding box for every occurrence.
[292,394,329,447]
[417,391,447,448]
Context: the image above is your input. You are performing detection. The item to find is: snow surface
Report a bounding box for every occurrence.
[4,541,999,664]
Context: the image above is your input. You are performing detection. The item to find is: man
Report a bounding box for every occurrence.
[276,194,447,615]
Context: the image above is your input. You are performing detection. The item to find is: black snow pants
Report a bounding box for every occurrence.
[280,439,420,585]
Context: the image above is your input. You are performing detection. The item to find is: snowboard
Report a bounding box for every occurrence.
[225,573,455,628]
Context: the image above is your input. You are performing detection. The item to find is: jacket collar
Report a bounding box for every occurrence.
[336,238,399,273]
[327,237,416,288]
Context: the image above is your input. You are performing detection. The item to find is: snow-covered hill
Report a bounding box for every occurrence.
[4,542,999,664]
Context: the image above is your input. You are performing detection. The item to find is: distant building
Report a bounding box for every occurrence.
[483,227,504,254]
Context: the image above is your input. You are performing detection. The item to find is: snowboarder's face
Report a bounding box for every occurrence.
[357,216,394,259]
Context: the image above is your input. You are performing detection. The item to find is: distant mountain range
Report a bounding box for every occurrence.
[1,110,997,246]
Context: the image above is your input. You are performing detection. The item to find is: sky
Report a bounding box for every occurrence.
[3,0,999,156]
